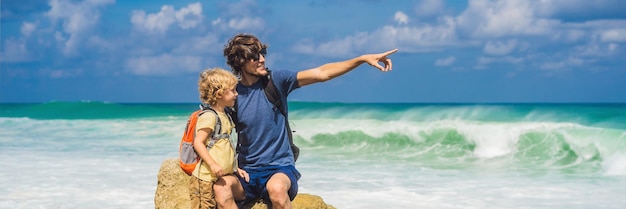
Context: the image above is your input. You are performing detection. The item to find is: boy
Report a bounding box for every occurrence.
[189,68,247,209]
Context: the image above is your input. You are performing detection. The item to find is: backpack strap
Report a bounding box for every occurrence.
[261,71,286,116]
[261,70,300,161]
[199,105,231,149]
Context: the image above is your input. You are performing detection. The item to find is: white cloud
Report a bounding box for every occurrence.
[2,22,38,62]
[49,69,77,78]
[20,22,37,37]
[46,0,114,56]
[206,0,265,32]
[54,31,66,43]
[87,36,113,52]
[172,33,220,55]
[483,39,518,55]
[212,18,222,26]
[598,29,626,42]
[394,11,409,25]
[290,0,625,75]
[122,31,219,76]
[478,56,524,65]
[575,43,620,57]
[293,33,367,57]
[131,6,176,34]
[126,54,203,75]
[131,2,203,34]
[414,0,445,18]
[456,0,558,38]
[435,56,456,66]
[552,29,587,43]
[176,3,203,29]
[0,38,30,62]
[367,17,459,51]
[227,17,264,30]
[608,43,619,52]
[294,16,459,56]
[540,57,586,70]
[291,39,316,54]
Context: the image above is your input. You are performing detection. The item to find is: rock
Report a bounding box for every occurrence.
[155,159,336,209]
[244,193,335,209]
[155,158,191,209]
[290,194,336,209]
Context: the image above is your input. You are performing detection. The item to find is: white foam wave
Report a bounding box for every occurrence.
[603,153,626,176]
[292,118,626,161]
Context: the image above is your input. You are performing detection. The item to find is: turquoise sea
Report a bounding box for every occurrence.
[1,102,625,209]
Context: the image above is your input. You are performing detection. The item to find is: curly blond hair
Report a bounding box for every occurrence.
[198,68,238,106]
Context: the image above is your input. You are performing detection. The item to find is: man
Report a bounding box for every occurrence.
[213,33,397,209]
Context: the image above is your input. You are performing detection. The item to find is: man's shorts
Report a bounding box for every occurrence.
[237,165,301,206]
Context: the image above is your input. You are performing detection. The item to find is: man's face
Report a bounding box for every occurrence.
[242,48,268,77]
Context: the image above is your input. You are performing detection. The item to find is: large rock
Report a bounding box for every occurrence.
[155,159,335,209]
[155,158,192,209]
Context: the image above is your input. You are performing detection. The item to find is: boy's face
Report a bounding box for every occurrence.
[220,86,238,107]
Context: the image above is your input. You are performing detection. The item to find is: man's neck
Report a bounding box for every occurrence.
[240,73,263,86]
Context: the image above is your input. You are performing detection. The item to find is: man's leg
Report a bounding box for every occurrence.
[265,173,292,209]
[214,175,245,209]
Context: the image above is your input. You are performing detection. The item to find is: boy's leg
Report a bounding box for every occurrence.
[214,174,245,209]
[189,176,200,209]
[190,176,216,209]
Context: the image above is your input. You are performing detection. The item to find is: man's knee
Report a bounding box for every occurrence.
[266,176,291,208]
[266,173,290,197]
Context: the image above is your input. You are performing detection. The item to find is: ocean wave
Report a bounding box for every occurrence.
[292,118,626,175]
[2,102,624,176]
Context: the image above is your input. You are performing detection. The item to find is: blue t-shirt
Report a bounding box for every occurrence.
[235,70,300,171]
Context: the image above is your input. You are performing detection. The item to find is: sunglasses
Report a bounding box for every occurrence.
[251,47,267,61]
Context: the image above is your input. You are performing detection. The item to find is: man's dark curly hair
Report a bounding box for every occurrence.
[223,33,268,76]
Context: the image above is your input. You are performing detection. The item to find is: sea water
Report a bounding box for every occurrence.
[1,102,625,209]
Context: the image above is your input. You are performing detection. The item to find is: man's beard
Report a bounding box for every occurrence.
[244,67,268,78]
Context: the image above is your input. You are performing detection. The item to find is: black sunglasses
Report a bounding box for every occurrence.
[251,47,267,61]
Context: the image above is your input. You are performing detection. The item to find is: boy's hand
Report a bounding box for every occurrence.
[209,163,224,177]
[237,169,249,182]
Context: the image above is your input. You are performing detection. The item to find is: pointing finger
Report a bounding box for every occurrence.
[382,48,398,57]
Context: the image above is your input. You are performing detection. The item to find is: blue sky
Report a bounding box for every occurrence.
[1,0,625,103]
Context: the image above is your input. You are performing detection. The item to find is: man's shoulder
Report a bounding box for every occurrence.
[270,70,299,90]
[270,69,297,79]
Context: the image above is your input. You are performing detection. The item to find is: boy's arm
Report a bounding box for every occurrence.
[193,128,224,177]
[296,49,398,87]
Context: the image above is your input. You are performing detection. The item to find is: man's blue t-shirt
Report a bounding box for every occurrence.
[235,70,300,171]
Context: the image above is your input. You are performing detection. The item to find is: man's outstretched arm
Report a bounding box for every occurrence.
[296,49,398,87]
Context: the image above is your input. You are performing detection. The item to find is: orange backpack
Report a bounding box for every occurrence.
[178,106,232,175]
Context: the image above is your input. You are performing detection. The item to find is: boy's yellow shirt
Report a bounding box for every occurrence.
[191,111,235,182]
